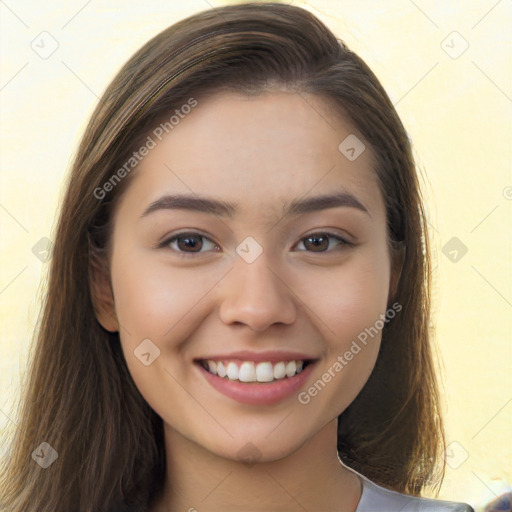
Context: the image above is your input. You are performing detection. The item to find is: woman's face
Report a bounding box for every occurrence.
[99,91,398,462]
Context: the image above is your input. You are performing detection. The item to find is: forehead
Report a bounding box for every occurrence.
[114,91,384,223]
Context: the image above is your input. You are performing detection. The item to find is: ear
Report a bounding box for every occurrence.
[88,244,119,333]
[388,242,405,306]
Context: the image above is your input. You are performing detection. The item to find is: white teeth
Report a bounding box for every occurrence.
[285,361,297,377]
[207,360,217,374]
[202,359,308,382]
[226,362,239,380]
[239,362,256,382]
[217,361,226,378]
[256,362,274,382]
[273,361,286,379]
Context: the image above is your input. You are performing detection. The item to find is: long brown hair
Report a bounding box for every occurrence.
[0,3,445,510]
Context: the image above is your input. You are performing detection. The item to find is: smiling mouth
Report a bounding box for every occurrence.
[197,359,314,383]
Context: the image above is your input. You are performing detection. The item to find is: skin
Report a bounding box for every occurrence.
[93,91,402,511]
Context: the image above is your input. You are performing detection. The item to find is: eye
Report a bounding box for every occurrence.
[294,232,353,253]
[159,230,353,257]
[159,232,219,256]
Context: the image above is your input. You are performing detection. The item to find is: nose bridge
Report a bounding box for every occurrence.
[218,248,297,331]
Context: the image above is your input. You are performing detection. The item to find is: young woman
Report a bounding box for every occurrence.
[0,3,475,511]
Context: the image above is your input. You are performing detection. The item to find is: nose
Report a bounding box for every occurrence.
[218,254,297,332]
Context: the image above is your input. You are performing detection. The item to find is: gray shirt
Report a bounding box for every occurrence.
[351,467,475,511]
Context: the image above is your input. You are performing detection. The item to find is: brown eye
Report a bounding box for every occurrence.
[295,232,352,253]
[161,232,218,256]
[176,234,203,252]
[303,234,329,252]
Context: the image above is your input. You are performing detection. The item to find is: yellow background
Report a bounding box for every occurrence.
[0,1,510,510]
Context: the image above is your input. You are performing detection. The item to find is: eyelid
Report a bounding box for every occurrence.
[158,229,355,258]
[300,229,354,245]
[292,231,354,252]
[157,230,219,255]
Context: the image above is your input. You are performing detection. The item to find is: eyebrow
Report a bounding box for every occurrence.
[139,192,370,219]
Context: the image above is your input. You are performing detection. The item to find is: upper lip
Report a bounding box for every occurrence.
[195,350,318,363]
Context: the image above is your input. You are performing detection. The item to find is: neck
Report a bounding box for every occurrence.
[150,419,362,512]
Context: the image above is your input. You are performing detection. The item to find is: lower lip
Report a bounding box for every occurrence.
[197,362,315,405]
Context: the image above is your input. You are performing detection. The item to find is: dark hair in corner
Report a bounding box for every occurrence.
[0,3,445,510]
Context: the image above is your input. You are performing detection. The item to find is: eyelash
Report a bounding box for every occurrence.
[158,231,354,258]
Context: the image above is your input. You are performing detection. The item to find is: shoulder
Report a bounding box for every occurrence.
[355,472,475,512]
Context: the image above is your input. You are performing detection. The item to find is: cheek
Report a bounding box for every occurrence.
[110,247,219,345]
[294,254,389,412]
[297,252,391,338]
[109,249,214,419]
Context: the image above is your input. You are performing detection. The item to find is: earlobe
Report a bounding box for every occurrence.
[88,247,119,333]
[388,242,406,305]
